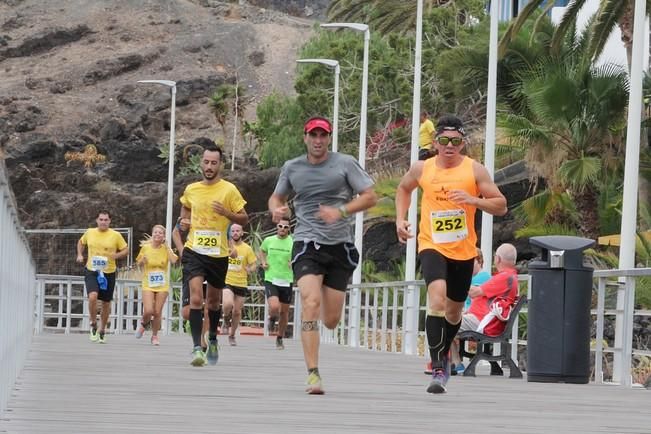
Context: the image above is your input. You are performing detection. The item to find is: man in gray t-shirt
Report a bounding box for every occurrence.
[269,116,377,395]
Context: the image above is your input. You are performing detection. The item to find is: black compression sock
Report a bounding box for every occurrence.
[208,308,222,341]
[189,308,203,347]
[443,318,462,354]
[426,315,446,367]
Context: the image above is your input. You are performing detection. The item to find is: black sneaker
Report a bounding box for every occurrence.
[276,336,284,350]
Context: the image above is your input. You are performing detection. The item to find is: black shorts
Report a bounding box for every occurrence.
[418,148,434,160]
[225,284,250,298]
[264,281,293,304]
[181,280,207,307]
[291,241,359,292]
[419,249,474,303]
[84,269,116,302]
[181,248,228,290]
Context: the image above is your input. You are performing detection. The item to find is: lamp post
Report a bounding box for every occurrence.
[404,0,424,356]
[480,0,500,273]
[615,0,646,387]
[296,59,340,152]
[137,80,177,253]
[320,22,370,349]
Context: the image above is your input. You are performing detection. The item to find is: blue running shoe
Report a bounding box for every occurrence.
[206,338,219,365]
[455,363,465,375]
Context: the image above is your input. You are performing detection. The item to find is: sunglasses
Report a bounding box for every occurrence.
[436,136,463,146]
[277,224,290,229]
[307,131,330,138]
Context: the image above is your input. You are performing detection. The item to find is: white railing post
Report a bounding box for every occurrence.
[595,277,606,384]
[620,277,636,387]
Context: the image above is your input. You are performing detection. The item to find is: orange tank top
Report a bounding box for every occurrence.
[417,156,479,260]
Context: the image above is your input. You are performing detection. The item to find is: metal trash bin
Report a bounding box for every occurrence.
[527,235,595,383]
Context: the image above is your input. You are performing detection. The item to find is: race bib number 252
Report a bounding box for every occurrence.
[430,210,468,244]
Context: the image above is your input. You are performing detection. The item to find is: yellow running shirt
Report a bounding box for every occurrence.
[225,242,256,287]
[417,156,478,260]
[136,243,174,292]
[80,228,128,273]
[180,180,246,258]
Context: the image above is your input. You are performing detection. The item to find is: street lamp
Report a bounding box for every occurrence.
[137,80,177,251]
[296,59,340,152]
[320,22,370,349]
[615,0,646,387]
[404,0,424,355]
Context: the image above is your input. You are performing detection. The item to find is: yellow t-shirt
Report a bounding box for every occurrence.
[136,243,174,292]
[419,119,435,149]
[225,242,256,287]
[80,228,128,273]
[180,180,247,258]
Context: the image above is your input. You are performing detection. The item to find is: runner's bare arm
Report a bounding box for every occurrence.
[395,162,424,243]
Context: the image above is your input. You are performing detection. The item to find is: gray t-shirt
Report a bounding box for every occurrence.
[273,152,374,244]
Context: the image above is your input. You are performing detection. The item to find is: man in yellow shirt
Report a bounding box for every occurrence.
[76,210,129,343]
[419,111,435,160]
[222,223,257,346]
[179,144,249,366]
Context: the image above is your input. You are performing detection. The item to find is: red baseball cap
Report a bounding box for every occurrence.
[304,117,332,134]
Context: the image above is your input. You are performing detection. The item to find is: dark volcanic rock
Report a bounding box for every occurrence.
[83,53,157,85]
[0,25,92,60]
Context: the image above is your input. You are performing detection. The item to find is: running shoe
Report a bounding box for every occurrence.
[190,346,207,367]
[276,336,284,350]
[151,335,160,346]
[98,332,107,344]
[89,326,99,342]
[228,335,237,346]
[206,338,219,365]
[454,363,465,375]
[305,372,324,395]
[427,368,448,394]
[135,324,145,339]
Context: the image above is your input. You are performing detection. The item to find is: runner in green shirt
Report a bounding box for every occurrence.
[259,217,294,349]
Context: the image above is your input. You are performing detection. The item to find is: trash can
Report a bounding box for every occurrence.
[527,235,595,384]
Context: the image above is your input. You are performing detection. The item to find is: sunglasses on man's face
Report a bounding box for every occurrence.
[307,131,330,138]
[436,136,463,146]
[277,224,290,229]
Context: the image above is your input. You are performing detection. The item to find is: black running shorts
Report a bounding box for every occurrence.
[181,248,228,291]
[84,269,117,302]
[419,249,474,303]
[291,241,359,292]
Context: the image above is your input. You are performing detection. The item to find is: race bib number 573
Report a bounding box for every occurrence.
[193,230,221,255]
[430,209,468,244]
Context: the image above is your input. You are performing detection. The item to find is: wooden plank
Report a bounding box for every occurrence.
[1,334,649,433]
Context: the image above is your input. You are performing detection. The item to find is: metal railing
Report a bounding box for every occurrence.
[0,162,37,417]
[33,268,651,387]
[34,275,300,338]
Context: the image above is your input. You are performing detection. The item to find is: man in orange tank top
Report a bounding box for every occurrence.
[395,115,507,394]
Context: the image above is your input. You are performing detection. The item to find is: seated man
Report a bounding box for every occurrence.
[449,243,518,374]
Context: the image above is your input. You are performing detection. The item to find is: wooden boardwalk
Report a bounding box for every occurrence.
[1,334,649,434]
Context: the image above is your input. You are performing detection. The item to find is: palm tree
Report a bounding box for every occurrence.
[327,0,452,34]
[500,27,629,239]
[499,0,651,65]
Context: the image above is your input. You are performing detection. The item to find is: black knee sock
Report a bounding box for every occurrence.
[426,315,446,368]
[208,308,222,341]
[189,308,203,348]
[443,319,461,354]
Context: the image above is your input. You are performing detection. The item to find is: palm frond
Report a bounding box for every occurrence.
[514,223,579,238]
[550,0,590,54]
[498,0,547,58]
[589,0,628,60]
[557,157,602,190]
